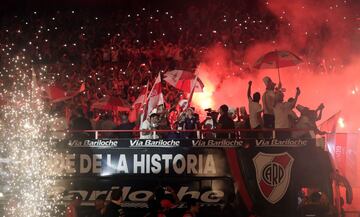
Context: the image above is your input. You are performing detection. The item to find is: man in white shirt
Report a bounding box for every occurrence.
[247,81,263,131]
[274,87,301,139]
[140,113,160,139]
[262,76,282,138]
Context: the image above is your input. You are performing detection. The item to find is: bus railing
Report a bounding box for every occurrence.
[56,128,317,140]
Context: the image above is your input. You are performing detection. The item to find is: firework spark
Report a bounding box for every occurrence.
[0,68,62,216]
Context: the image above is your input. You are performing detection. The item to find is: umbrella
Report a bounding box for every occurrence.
[163,70,204,93]
[92,96,130,112]
[253,50,303,82]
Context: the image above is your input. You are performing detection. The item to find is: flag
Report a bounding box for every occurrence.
[133,84,149,123]
[132,84,148,110]
[143,73,164,121]
[320,111,341,156]
[79,83,85,92]
[319,111,341,133]
[163,70,204,93]
[327,124,357,179]
[45,83,85,103]
[333,133,348,176]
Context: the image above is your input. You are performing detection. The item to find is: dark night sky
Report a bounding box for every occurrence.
[1,0,358,22]
[0,0,260,13]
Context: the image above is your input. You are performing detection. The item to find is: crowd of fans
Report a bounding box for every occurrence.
[0,2,326,140]
[0,2,355,217]
[136,75,326,141]
[66,74,326,141]
[0,1,278,136]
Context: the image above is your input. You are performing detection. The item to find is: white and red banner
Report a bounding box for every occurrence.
[326,133,358,188]
[163,70,204,93]
[334,134,348,176]
[143,73,164,120]
[319,111,341,133]
[132,85,148,110]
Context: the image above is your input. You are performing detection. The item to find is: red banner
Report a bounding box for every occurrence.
[334,134,347,176]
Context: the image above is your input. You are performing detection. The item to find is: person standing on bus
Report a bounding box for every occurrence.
[182,107,199,138]
[140,113,160,139]
[273,87,300,139]
[217,104,235,138]
[262,76,277,130]
[247,81,263,139]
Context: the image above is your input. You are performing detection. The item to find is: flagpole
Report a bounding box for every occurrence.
[142,82,149,106]
[141,83,150,123]
[185,71,199,109]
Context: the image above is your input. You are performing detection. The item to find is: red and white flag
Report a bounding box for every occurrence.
[319,111,341,133]
[45,83,85,103]
[143,73,164,121]
[132,84,149,110]
[163,70,204,93]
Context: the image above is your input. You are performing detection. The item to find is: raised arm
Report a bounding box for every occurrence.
[247,81,252,100]
[235,107,241,122]
[289,87,301,108]
[316,103,324,121]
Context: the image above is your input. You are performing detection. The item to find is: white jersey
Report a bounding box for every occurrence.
[140,119,159,139]
[274,102,294,129]
[248,97,262,128]
[262,90,275,115]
